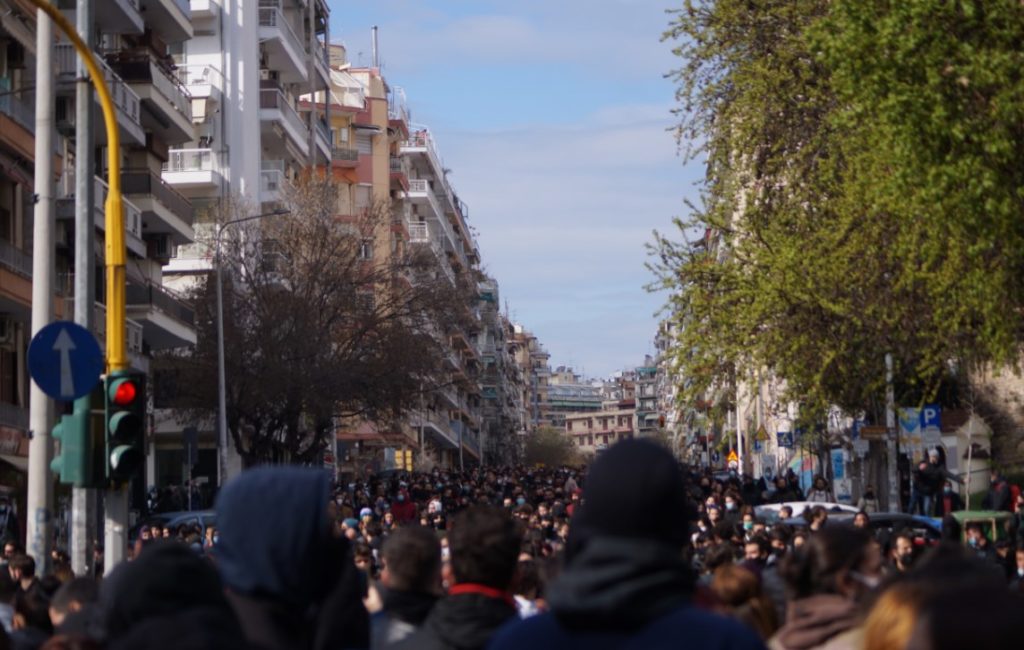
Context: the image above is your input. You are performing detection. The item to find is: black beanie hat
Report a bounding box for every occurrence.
[570,439,692,550]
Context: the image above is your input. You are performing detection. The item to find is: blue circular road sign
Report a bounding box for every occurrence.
[28,321,104,401]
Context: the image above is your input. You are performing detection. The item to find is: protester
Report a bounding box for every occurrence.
[490,439,764,650]
[712,564,778,641]
[391,505,519,650]
[215,466,370,650]
[371,526,441,648]
[768,526,880,650]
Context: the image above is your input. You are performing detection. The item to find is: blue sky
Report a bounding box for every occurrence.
[329,0,702,378]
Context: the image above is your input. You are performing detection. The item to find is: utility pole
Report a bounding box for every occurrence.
[885,353,899,512]
[70,0,96,579]
[26,6,56,575]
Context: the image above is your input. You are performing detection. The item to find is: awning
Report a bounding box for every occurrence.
[0,454,28,472]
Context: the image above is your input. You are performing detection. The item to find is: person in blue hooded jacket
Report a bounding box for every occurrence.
[488,439,766,650]
[216,466,370,650]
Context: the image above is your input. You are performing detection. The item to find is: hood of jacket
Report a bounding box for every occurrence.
[547,536,693,631]
[216,466,339,610]
[772,594,859,650]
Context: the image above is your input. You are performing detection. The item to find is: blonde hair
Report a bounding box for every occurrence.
[863,582,928,650]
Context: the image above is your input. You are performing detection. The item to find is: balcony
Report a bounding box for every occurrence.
[106,53,193,144]
[122,170,195,245]
[89,301,145,356]
[412,411,458,449]
[139,0,193,43]
[162,148,223,194]
[175,64,221,100]
[313,38,330,85]
[0,91,33,134]
[260,160,286,204]
[407,221,429,243]
[0,239,32,279]
[331,147,359,168]
[56,176,147,257]
[258,2,308,83]
[190,0,217,18]
[54,45,145,147]
[388,86,409,130]
[126,281,196,349]
[260,88,309,159]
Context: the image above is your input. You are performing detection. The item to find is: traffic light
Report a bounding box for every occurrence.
[104,370,146,484]
[51,395,93,486]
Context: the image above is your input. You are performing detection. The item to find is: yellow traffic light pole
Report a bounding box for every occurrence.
[26,0,127,372]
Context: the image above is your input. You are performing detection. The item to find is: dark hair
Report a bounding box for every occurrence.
[381,526,440,594]
[746,534,770,556]
[780,525,872,599]
[448,505,520,590]
[704,543,737,573]
[51,577,99,616]
[14,587,53,633]
[9,554,35,578]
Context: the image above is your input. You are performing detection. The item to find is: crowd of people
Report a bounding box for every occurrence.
[1,439,1024,649]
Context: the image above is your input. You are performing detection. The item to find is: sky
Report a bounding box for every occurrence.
[329,0,703,378]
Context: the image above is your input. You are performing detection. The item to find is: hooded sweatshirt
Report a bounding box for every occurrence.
[216,466,369,650]
[489,439,765,650]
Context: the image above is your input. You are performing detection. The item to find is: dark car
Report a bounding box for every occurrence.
[129,510,216,544]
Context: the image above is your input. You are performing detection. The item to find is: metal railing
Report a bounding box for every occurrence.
[95,177,143,240]
[261,159,285,196]
[407,222,429,243]
[106,53,191,122]
[314,118,331,148]
[0,91,34,132]
[0,402,28,431]
[163,148,217,173]
[332,147,358,163]
[122,170,194,226]
[126,282,195,326]
[175,64,222,92]
[55,44,142,127]
[260,88,306,141]
[388,86,409,124]
[389,157,407,174]
[0,238,31,278]
[258,5,305,61]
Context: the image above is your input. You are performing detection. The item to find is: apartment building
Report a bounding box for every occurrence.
[512,326,551,433]
[153,0,331,486]
[545,367,602,430]
[564,407,636,456]
[477,277,527,465]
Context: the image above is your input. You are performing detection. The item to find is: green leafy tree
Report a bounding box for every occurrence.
[524,427,581,467]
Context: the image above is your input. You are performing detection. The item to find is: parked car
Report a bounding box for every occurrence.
[129,510,216,544]
[772,511,943,547]
[754,501,859,522]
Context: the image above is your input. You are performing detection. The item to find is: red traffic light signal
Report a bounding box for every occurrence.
[110,379,137,406]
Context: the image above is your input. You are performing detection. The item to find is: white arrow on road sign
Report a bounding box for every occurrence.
[53,328,77,398]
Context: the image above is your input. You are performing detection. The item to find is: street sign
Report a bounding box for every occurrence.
[777,430,794,449]
[27,321,103,401]
[755,424,769,442]
[726,450,739,465]
[753,439,763,453]
[853,439,870,456]
[859,425,888,441]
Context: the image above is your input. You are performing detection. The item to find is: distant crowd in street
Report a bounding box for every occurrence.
[2,439,1024,649]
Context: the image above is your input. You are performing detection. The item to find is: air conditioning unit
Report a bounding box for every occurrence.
[0,316,14,346]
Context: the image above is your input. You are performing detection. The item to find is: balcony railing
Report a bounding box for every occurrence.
[260,88,306,142]
[389,157,407,174]
[261,159,285,197]
[55,44,142,128]
[258,5,305,60]
[0,238,32,278]
[388,86,409,124]
[126,282,195,326]
[0,90,34,133]
[122,170,194,226]
[0,402,28,431]
[314,118,331,147]
[407,222,429,243]
[174,64,221,94]
[163,148,217,173]
[331,147,358,163]
[106,53,192,122]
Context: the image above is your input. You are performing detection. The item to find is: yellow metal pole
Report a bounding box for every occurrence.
[27,0,126,371]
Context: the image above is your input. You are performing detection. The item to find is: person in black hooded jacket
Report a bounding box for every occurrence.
[390,505,519,650]
[215,466,370,650]
[488,438,766,650]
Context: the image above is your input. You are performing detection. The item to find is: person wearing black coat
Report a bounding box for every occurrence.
[489,439,765,650]
[215,466,370,650]
[389,506,519,650]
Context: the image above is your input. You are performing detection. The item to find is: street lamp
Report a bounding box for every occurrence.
[214,208,288,487]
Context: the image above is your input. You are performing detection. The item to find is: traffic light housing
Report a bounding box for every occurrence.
[104,370,146,484]
[51,396,94,486]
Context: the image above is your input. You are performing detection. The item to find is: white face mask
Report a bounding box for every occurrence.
[850,570,881,590]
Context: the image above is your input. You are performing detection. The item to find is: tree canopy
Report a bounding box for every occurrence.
[653,0,1024,421]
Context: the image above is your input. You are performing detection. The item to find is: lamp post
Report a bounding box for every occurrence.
[214,208,288,487]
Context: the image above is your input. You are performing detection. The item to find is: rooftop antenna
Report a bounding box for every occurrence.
[371,25,379,68]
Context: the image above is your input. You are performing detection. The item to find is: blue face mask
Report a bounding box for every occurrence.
[743,521,754,531]
[968,537,978,547]
[516,497,526,506]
